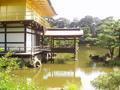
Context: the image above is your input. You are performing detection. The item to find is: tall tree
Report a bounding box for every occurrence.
[79,16,101,36]
[55,18,70,28]
[45,17,56,27]
[97,18,116,59]
[114,19,120,57]
[69,18,80,28]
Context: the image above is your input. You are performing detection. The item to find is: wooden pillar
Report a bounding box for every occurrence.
[53,37,54,48]
[41,26,44,48]
[75,37,78,61]
[74,37,76,60]
[4,23,7,52]
[50,37,52,48]
[24,26,26,52]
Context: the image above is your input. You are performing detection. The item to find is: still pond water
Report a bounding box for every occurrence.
[12,46,118,90]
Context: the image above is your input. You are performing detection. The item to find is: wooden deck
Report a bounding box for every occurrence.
[51,48,75,53]
[0,46,51,57]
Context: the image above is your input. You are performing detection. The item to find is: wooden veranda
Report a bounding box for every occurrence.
[44,28,83,60]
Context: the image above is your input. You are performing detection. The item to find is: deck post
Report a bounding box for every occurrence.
[75,38,78,61]
[74,37,76,60]
[50,37,52,48]
[41,26,44,48]
[24,26,27,52]
[4,23,7,52]
[53,37,54,48]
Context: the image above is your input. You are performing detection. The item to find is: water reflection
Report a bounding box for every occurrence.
[12,46,117,90]
[76,68,104,90]
[41,66,105,90]
[14,64,111,90]
[43,71,75,79]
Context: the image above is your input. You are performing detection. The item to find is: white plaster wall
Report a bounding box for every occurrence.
[26,28,32,32]
[0,34,5,42]
[7,44,24,51]
[7,33,24,42]
[26,29,37,52]
[0,44,5,49]
[0,28,5,32]
[7,28,24,32]
[26,33,32,52]
[31,34,36,46]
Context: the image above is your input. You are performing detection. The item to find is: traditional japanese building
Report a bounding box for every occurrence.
[0,0,56,53]
[0,0,84,66]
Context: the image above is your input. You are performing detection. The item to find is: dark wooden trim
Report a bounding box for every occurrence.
[52,37,54,48]
[0,42,24,44]
[0,27,4,28]
[50,37,52,48]
[24,27,27,52]
[46,36,81,38]
[5,24,7,51]
[6,31,24,33]
[26,32,36,35]
[73,37,76,58]
[48,28,80,31]
[0,20,43,33]
[31,29,32,53]
[0,32,5,33]
[0,31,24,33]
[6,26,24,28]
[1,31,39,35]
[74,37,76,49]
[53,38,54,48]
[51,48,75,53]
[52,38,77,40]
[7,42,24,44]
[1,31,37,34]
[0,42,5,43]
[0,20,32,24]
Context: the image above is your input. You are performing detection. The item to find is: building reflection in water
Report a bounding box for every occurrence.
[34,64,106,90]
[13,64,114,90]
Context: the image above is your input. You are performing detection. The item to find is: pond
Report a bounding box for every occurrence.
[12,46,117,90]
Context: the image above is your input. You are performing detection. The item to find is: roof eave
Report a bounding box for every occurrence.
[48,0,57,16]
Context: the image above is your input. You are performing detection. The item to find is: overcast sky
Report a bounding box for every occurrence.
[50,0,120,20]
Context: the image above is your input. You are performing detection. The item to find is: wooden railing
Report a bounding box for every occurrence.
[5,46,43,53]
[4,46,51,53]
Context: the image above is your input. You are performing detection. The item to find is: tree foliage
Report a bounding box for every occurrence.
[92,71,120,90]
[96,17,120,58]
[46,16,120,58]
[0,51,18,71]
[0,49,40,90]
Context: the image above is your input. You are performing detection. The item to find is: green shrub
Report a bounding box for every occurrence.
[91,71,120,90]
[103,60,120,67]
[0,51,19,71]
[56,59,65,64]
[68,84,78,90]
[63,81,80,90]
[0,48,4,52]
[0,73,39,90]
[0,50,40,90]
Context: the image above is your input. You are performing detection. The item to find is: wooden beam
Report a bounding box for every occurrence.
[5,23,7,52]
[24,26,27,52]
[1,42,24,44]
